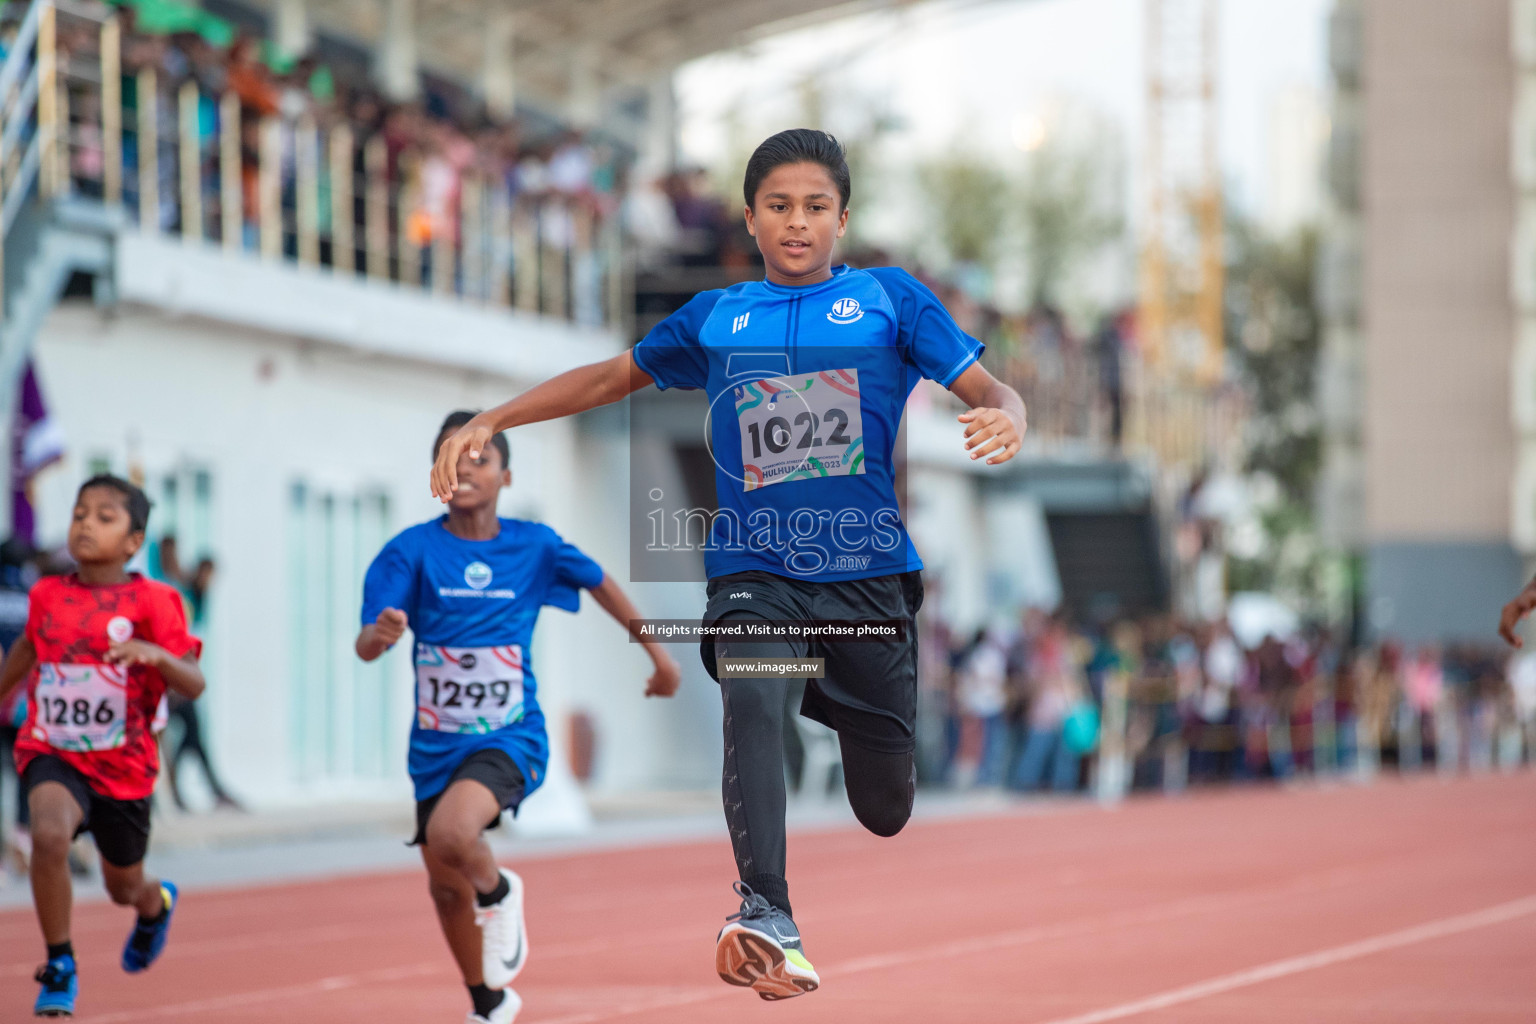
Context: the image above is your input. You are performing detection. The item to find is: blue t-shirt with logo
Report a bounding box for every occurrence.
[360,516,604,800]
[631,265,983,582]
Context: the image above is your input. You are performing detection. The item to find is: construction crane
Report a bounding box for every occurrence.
[1140,0,1223,387]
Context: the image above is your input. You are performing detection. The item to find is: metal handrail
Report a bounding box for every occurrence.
[0,0,44,105]
[0,65,40,165]
[1,134,42,235]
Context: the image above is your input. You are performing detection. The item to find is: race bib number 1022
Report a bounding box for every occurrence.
[734,369,866,492]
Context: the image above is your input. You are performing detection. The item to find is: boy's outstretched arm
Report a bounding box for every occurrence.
[585,573,681,698]
[947,362,1028,465]
[432,351,656,501]
[0,635,37,705]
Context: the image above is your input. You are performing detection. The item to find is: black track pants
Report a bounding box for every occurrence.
[716,613,915,915]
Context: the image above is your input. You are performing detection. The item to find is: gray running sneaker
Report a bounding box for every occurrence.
[714,881,820,1000]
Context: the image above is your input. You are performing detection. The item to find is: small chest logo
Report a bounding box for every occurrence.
[464,562,493,590]
[828,297,863,324]
[106,616,134,644]
[732,312,751,333]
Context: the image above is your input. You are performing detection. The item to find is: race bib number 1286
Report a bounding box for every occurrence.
[32,663,129,751]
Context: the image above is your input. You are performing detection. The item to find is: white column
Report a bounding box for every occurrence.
[481,7,516,119]
[566,43,601,130]
[637,72,676,177]
[374,0,419,102]
[273,0,310,61]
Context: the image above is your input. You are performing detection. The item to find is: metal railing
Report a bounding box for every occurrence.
[977,342,1247,464]
[1125,366,1247,470]
[0,0,48,312]
[3,0,628,330]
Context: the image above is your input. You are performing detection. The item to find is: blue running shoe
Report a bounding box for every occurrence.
[714,882,819,1001]
[34,955,77,1017]
[122,881,177,973]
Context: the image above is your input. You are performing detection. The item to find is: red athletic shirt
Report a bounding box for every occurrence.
[15,573,202,800]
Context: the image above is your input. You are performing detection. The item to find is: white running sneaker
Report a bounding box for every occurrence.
[476,868,528,989]
[465,988,522,1024]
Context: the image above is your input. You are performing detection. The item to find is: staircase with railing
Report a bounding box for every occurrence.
[2,2,117,418]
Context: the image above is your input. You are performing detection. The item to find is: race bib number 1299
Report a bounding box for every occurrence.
[414,644,525,733]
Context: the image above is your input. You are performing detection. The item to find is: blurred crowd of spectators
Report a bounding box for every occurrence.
[131,22,613,258]
[624,165,756,271]
[2,4,622,317]
[924,608,1536,795]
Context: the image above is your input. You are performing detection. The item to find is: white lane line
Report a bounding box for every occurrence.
[1030,894,1536,1024]
[529,989,722,1024]
[0,918,714,979]
[516,872,1385,1024]
[61,886,1536,1024]
[822,865,1366,978]
[534,891,1536,1024]
[84,962,444,1023]
[58,868,1372,1024]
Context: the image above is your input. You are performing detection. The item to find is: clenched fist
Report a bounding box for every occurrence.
[375,607,409,648]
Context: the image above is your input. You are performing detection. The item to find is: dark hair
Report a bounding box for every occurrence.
[77,474,151,534]
[0,536,35,570]
[435,410,510,469]
[743,129,851,211]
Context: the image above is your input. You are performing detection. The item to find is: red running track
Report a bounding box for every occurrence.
[2,772,1534,1023]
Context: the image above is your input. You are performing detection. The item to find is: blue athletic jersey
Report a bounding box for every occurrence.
[632,265,983,582]
[360,516,604,801]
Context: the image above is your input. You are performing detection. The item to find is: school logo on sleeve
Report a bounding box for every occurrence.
[106,616,134,643]
[464,562,493,590]
[827,297,864,324]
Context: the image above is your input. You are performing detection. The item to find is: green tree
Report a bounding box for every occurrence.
[917,152,1010,270]
[1223,220,1325,604]
[1016,139,1122,309]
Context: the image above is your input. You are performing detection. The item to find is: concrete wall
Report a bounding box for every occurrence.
[29,301,717,806]
[1363,0,1515,538]
[1367,541,1525,641]
[1361,0,1523,639]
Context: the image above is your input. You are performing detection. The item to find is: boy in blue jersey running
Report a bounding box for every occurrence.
[359,411,680,1024]
[431,130,1026,1001]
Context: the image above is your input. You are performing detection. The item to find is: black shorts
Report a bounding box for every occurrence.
[411,749,527,847]
[21,755,151,868]
[701,568,924,754]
